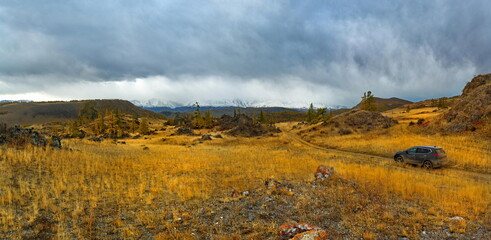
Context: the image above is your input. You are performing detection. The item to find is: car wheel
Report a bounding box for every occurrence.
[395,155,404,163]
[423,161,433,169]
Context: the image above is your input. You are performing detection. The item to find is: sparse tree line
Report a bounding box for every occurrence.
[306,103,334,124]
[162,102,310,133]
[70,106,152,139]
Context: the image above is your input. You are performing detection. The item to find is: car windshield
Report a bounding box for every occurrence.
[407,148,417,153]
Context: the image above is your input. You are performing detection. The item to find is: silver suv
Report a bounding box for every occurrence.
[394,146,448,169]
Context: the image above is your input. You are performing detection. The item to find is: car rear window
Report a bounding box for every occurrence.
[436,149,445,154]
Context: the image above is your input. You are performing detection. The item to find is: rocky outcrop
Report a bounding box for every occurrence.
[312,110,397,136]
[443,74,491,132]
[219,114,281,137]
[0,125,61,148]
[335,110,397,129]
[176,127,194,135]
[462,74,491,96]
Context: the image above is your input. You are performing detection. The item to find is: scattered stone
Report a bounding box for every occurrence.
[143,146,149,150]
[230,188,240,197]
[265,178,281,191]
[132,135,141,139]
[279,223,328,240]
[450,216,465,221]
[265,178,293,195]
[201,134,212,141]
[314,165,335,180]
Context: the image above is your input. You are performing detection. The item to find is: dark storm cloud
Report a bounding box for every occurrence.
[0,0,490,105]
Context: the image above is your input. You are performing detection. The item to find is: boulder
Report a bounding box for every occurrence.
[89,136,104,142]
[214,134,223,138]
[201,134,212,141]
[50,136,62,149]
[314,165,335,180]
[30,132,47,147]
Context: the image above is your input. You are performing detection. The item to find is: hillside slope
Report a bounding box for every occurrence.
[0,100,163,126]
[353,97,412,112]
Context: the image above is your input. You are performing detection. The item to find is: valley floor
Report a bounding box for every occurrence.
[0,125,490,239]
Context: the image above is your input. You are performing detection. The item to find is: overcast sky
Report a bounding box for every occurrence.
[1,0,490,107]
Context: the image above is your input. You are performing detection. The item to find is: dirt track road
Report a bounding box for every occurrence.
[284,132,491,184]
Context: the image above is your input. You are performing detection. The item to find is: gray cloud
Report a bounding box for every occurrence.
[0,0,490,106]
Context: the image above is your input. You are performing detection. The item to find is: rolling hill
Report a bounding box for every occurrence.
[353,97,412,112]
[0,100,164,126]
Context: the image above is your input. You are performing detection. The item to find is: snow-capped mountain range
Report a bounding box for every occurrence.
[130,99,346,110]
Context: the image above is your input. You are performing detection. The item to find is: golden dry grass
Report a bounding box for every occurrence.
[0,127,490,239]
[294,106,491,171]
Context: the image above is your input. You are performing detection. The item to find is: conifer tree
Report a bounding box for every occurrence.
[258,110,266,124]
[361,91,377,112]
[139,118,149,135]
[437,98,448,109]
[96,112,105,135]
[307,103,316,123]
[204,110,213,128]
[327,109,334,119]
[131,114,138,134]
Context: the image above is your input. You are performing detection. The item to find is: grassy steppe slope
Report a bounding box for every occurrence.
[1,126,489,239]
[294,107,491,172]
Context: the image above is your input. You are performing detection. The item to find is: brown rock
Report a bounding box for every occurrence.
[315,165,335,180]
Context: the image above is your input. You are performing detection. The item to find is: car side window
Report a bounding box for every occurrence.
[407,148,417,153]
[417,148,431,153]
